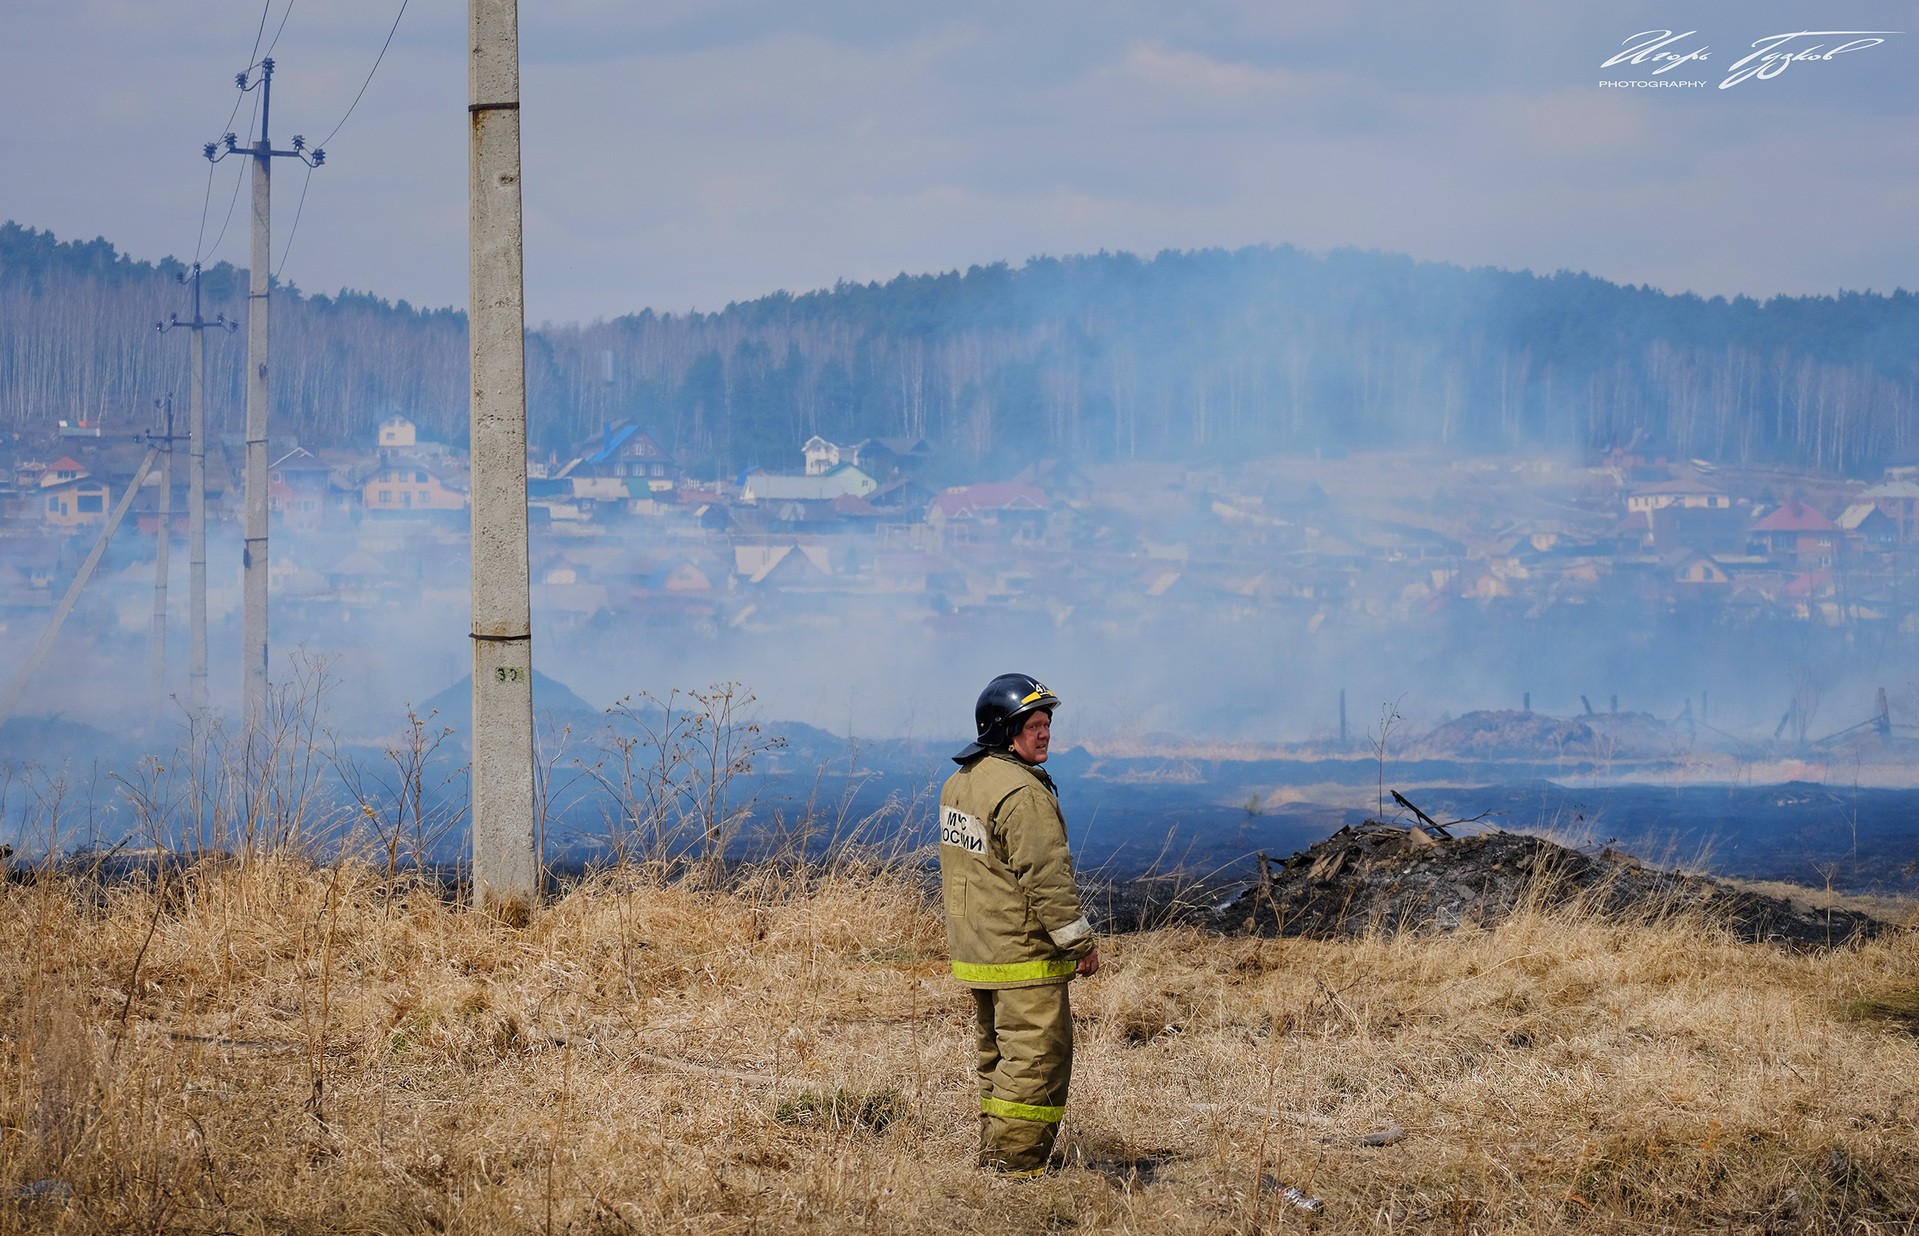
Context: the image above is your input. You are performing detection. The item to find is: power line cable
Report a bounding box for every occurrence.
[262,0,295,60]
[214,68,252,143]
[317,0,409,149]
[201,161,245,266]
[203,0,383,280]
[201,89,261,266]
[274,162,314,279]
[241,0,272,76]
[276,0,399,282]
[191,161,219,265]
[193,0,275,266]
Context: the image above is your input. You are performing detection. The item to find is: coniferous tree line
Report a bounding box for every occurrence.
[4,221,1916,477]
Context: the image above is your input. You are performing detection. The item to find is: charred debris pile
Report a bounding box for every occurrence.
[1191,815,1887,949]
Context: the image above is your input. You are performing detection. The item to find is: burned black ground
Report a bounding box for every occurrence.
[1183,823,1891,948]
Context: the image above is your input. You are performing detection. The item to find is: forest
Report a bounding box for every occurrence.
[3,220,1917,477]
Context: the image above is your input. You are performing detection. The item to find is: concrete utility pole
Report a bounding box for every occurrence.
[144,396,188,728]
[0,449,162,724]
[468,0,539,919]
[158,265,237,718]
[205,58,325,731]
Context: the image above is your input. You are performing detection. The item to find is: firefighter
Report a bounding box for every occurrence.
[938,673,1100,1175]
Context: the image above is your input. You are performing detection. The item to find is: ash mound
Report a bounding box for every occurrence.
[1418,709,1685,760]
[1202,823,1885,949]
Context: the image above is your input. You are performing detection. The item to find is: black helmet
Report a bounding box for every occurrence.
[953,673,1061,763]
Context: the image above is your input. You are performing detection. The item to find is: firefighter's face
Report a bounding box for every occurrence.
[1010,709,1052,765]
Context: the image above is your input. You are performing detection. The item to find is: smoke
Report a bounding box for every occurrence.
[6,450,1914,760]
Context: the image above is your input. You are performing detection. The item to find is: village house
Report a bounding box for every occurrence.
[532,552,610,629]
[1839,502,1899,550]
[325,550,400,607]
[40,456,89,487]
[801,436,843,476]
[375,415,458,466]
[559,422,680,491]
[1625,474,1731,518]
[4,463,43,515]
[850,436,932,480]
[733,540,835,586]
[1749,500,1838,567]
[742,544,838,592]
[269,447,349,532]
[1663,548,1733,598]
[600,549,714,597]
[1625,474,1742,553]
[801,435,930,479]
[926,481,1049,547]
[270,554,332,605]
[130,479,192,538]
[594,548,720,629]
[1859,479,1919,540]
[1783,568,1840,624]
[856,476,937,521]
[739,463,878,504]
[377,416,418,453]
[40,476,112,533]
[362,458,468,517]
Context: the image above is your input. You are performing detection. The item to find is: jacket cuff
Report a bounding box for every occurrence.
[1048,916,1093,949]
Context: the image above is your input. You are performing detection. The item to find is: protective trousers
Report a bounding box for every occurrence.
[972,983,1072,1173]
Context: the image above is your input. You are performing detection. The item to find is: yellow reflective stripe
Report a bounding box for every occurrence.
[951,958,1077,983]
[982,1095,1065,1123]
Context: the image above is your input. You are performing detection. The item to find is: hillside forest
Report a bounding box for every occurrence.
[3,221,1917,477]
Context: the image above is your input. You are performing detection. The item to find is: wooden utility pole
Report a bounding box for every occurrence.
[468,0,539,919]
[157,265,237,717]
[205,58,325,731]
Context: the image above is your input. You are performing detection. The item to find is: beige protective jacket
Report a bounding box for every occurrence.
[938,751,1095,988]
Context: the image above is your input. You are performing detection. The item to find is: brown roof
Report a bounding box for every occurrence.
[1750,500,1835,533]
[930,482,1048,520]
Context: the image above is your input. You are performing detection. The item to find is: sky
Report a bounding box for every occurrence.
[3,1,1916,322]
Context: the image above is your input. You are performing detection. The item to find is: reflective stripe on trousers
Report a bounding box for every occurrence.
[982,1094,1065,1122]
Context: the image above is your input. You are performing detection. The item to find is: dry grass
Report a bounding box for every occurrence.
[3,857,1918,1234]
